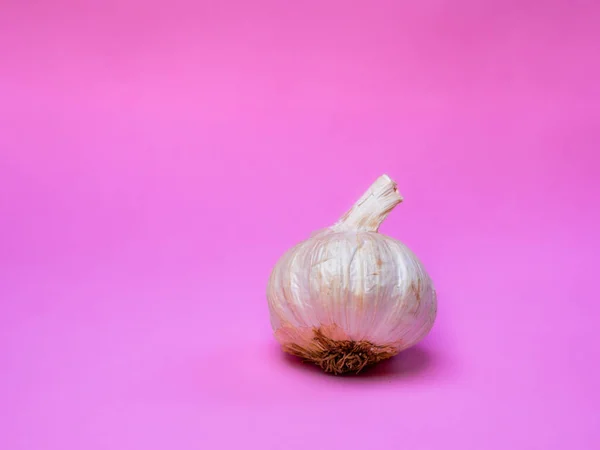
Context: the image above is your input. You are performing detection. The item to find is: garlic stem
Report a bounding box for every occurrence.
[332,175,403,233]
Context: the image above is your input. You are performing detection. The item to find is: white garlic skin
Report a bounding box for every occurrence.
[267,175,437,355]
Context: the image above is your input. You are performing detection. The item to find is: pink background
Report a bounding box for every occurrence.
[1,1,599,449]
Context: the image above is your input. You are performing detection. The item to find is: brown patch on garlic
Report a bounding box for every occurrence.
[281,327,399,375]
[410,278,422,304]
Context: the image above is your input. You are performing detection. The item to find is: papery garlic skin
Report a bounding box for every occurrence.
[267,175,437,374]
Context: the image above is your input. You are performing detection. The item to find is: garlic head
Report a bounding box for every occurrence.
[267,175,437,375]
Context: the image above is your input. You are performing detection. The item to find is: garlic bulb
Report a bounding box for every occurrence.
[267,175,437,375]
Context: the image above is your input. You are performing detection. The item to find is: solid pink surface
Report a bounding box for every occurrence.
[1,1,599,449]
